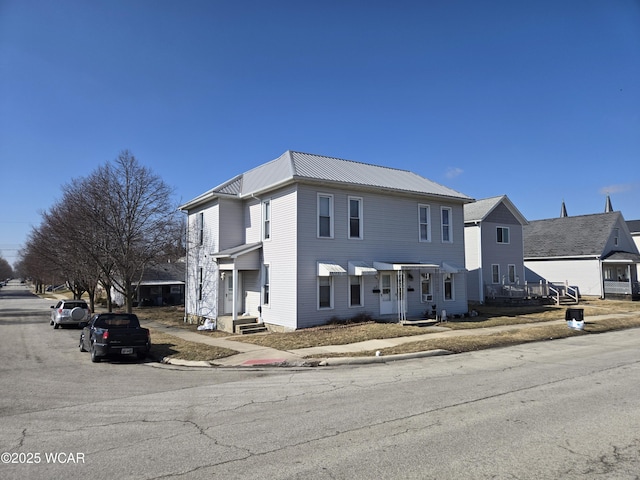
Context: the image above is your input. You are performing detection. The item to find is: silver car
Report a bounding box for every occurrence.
[50,300,90,329]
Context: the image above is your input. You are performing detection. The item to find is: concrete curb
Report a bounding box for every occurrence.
[317,349,452,366]
[156,348,453,368]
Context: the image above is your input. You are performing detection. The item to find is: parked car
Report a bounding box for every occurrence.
[50,299,90,329]
[79,313,151,363]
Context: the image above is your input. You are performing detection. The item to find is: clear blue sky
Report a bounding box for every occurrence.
[1,0,639,267]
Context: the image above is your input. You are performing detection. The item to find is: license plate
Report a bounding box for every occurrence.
[121,348,133,354]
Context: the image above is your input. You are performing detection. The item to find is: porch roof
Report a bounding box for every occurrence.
[602,251,640,264]
[373,261,440,271]
[211,242,262,259]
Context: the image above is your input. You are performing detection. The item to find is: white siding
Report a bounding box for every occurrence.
[464,224,482,302]
[261,185,298,330]
[524,259,603,296]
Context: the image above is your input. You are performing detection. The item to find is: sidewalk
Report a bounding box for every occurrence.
[141,311,639,368]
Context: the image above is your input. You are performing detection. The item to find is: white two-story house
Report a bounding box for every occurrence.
[179,151,473,332]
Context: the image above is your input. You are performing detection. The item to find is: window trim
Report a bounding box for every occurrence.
[263,199,271,241]
[262,263,270,306]
[418,204,431,242]
[317,193,334,239]
[198,212,204,246]
[497,226,510,244]
[441,207,453,243]
[198,267,203,301]
[349,275,363,307]
[443,273,455,301]
[491,264,500,284]
[508,264,516,284]
[348,196,364,240]
[317,276,333,310]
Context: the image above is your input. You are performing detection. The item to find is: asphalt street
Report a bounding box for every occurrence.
[2,281,640,479]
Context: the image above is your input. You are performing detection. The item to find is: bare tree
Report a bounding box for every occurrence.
[85,151,180,313]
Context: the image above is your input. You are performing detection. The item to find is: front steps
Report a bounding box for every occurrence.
[233,317,268,335]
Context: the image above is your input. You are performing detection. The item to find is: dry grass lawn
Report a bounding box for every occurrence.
[42,291,640,361]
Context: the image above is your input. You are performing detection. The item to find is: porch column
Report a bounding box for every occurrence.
[232,265,238,322]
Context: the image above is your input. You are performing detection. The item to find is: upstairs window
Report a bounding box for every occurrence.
[348,196,363,239]
[614,228,619,246]
[318,194,334,238]
[198,212,204,246]
[441,207,452,243]
[418,204,431,242]
[497,227,510,244]
[263,200,271,240]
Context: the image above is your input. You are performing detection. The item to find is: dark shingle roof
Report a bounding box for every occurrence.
[626,220,640,234]
[524,212,622,258]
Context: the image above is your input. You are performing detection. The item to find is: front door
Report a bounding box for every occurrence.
[223,272,241,314]
[379,273,396,315]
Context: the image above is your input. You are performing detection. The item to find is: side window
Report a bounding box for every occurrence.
[198,212,204,246]
[441,207,452,243]
[418,204,431,242]
[263,264,270,305]
[318,194,334,238]
[443,273,454,301]
[198,267,203,301]
[492,264,500,284]
[263,200,271,240]
[508,264,516,283]
[497,227,510,244]
[348,196,363,239]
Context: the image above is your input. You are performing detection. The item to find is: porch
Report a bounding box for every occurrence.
[484,280,579,305]
[603,280,640,301]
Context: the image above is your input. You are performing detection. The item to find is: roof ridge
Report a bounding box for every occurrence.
[288,150,415,174]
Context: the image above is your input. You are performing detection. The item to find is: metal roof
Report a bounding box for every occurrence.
[180,151,472,210]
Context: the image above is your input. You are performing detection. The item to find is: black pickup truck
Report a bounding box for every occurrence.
[79,313,151,363]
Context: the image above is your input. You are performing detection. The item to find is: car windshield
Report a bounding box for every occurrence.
[94,315,137,328]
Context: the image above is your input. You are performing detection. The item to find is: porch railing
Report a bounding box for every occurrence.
[484,280,578,304]
[604,280,640,296]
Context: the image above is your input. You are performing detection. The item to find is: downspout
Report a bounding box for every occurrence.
[477,222,483,303]
[251,194,263,320]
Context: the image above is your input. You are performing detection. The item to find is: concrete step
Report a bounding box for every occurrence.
[237,323,268,335]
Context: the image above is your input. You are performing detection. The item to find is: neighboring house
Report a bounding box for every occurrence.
[523,212,640,300]
[111,260,186,307]
[179,150,473,332]
[464,195,528,303]
[627,220,640,254]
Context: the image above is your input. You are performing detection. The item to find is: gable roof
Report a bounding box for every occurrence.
[524,212,623,258]
[138,261,185,285]
[464,195,528,225]
[180,151,473,210]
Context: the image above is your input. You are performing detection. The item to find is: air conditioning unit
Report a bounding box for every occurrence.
[422,294,433,302]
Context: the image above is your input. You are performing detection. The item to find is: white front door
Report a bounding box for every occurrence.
[223,272,240,314]
[379,273,396,315]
